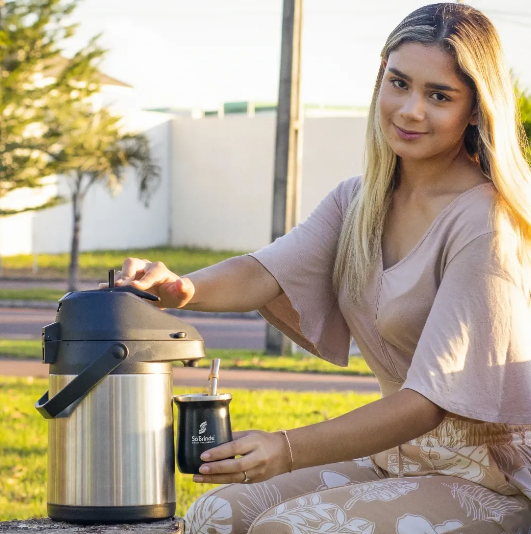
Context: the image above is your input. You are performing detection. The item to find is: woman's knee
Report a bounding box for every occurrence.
[184,482,282,534]
[184,484,238,534]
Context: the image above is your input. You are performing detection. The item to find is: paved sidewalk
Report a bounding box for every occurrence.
[0,359,380,393]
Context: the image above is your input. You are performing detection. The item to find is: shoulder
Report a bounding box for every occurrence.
[441,182,518,261]
[327,175,362,216]
[440,183,526,286]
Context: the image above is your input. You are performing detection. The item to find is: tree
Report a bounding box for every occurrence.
[516,82,531,164]
[44,102,161,291]
[0,0,103,214]
[1,0,160,289]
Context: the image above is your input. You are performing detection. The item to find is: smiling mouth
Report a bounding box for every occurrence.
[394,125,427,135]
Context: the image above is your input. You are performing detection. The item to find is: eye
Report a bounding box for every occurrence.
[431,92,450,102]
[390,78,407,90]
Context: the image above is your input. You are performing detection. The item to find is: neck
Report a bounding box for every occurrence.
[396,142,478,195]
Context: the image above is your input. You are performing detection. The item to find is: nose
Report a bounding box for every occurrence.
[399,92,426,122]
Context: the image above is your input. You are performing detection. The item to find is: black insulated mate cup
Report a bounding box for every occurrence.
[174,393,233,474]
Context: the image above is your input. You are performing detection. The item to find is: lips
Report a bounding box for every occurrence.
[395,125,427,134]
[393,124,427,141]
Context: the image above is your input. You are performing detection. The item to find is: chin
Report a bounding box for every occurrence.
[387,142,428,160]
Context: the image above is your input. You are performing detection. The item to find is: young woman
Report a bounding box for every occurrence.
[113,3,531,532]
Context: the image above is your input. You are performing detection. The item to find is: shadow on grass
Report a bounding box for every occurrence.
[1,447,47,457]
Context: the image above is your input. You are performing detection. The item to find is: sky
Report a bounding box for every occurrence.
[62,0,531,111]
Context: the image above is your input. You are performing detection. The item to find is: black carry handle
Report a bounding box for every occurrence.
[35,343,129,419]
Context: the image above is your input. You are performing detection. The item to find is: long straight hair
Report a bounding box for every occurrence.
[332,3,531,301]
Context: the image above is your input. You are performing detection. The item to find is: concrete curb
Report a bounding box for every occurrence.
[0,299,261,319]
[0,518,183,533]
[0,359,381,393]
[0,300,57,309]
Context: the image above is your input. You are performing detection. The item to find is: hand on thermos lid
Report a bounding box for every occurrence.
[99,257,195,310]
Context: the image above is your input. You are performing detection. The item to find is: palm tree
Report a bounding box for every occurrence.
[45,106,161,291]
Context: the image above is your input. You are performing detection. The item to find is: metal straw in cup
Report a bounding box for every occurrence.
[174,357,233,474]
[208,358,221,395]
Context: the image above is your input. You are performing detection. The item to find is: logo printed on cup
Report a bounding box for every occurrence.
[192,419,216,444]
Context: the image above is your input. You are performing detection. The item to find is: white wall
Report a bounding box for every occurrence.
[0,110,174,255]
[0,112,368,256]
[170,114,368,252]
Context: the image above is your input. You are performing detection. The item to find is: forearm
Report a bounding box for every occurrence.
[183,255,282,312]
[287,388,445,470]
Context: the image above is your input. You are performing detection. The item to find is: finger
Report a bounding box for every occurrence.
[168,277,195,305]
[131,261,173,290]
[200,435,255,462]
[120,258,151,285]
[111,270,123,285]
[193,471,256,485]
[232,430,254,441]
[198,454,256,476]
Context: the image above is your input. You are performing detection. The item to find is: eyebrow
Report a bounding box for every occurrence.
[388,67,462,93]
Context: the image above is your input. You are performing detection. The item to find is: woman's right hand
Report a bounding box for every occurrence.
[104,258,195,309]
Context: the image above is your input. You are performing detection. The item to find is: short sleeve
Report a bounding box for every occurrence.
[248,176,362,367]
[401,231,531,424]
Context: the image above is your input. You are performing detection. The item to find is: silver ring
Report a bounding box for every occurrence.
[242,470,251,483]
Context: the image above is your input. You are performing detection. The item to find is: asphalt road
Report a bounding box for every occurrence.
[0,307,361,354]
[0,307,269,350]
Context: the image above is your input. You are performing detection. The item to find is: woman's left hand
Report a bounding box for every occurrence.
[193,430,291,485]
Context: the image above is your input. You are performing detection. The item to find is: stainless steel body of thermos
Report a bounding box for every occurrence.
[36,276,206,523]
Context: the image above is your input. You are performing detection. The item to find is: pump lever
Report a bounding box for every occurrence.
[104,285,161,301]
[103,269,160,301]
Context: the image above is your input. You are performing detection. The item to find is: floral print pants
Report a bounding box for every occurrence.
[184,457,531,534]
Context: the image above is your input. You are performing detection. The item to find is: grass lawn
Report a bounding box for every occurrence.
[0,376,380,521]
[1,246,246,280]
[0,289,65,301]
[0,340,374,376]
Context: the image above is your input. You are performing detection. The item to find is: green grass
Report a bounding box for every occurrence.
[0,340,374,376]
[0,289,66,301]
[1,246,246,280]
[0,377,380,521]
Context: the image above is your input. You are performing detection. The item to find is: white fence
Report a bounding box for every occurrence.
[0,113,368,256]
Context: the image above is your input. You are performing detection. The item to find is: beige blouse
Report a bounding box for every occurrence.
[248,175,531,498]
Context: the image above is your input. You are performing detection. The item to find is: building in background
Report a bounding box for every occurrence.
[0,78,368,256]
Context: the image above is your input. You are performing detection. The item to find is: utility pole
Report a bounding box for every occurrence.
[0,0,4,278]
[265,0,304,355]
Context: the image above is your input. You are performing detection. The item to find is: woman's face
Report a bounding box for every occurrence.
[378,42,478,161]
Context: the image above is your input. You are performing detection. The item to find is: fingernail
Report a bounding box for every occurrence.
[193,476,204,483]
[199,465,210,474]
[201,452,210,460]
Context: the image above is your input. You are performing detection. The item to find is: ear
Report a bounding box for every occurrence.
[469,106,478,126]
[381,58,387,70]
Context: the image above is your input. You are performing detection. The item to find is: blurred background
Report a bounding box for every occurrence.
[1,0,530,285]
[0,0,529,351]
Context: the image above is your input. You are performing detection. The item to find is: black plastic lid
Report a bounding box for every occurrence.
[48,287,204,342]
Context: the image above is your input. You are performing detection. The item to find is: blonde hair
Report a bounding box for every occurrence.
[332,3,531,301]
